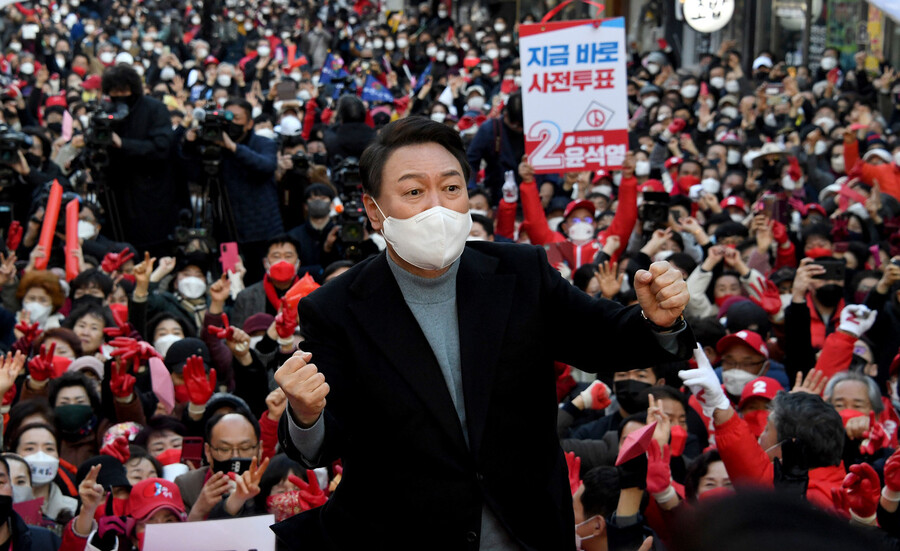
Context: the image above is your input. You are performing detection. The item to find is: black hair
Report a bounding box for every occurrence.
[468,186,492,203]
[646,385,689,410]
[48,371,101,411]
[224,97,253,120]
[280,134,307,151]
[0,453,30,485]
[360,116,471,199]
[768,391,844,469]
[667,252,696,276]
[470,213,494,237]
[8,422,59,455]
[572,264,599,293]
[714,221,749,240]
[850,269,882,294]
[683,449,723,503]
[101,64,143,97]
[688,316,728,350]
[801,222,834,245]
[126,445,163,478]
[504,91,522,126]
[254,453,304,510]
[264,234,302,258]
[61,302,114,331]
[204,411,261,443]
[69,268,114,299]
[4,401,54,444]
[132,416,187,449]
[146,312,197,340]
[323,260,354,282]
[21,126,51,158]
[579,466,620,519]
[335,94,366,124]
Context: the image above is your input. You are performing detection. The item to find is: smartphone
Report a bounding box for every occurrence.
[218,458,252,475]
[812,258,846,281]
[700,82,709,97]
[219,241,240,274]
[765,83,784,96]
[181,436,204,464]
[275,79,297,100]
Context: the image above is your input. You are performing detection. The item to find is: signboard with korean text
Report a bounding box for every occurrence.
[519,17,628,174]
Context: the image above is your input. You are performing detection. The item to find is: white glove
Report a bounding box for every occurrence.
[839,304,877,338]
[579,380,611,410]
[501,170,518,203]
[678,346,731,419]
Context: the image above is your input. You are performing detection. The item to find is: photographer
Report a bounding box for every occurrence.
[4,126,69,224]
[183,98,283,283]
[98,64,180,256]
[286,184,343,278]
[322,95,376,167]
[275,134,312,231]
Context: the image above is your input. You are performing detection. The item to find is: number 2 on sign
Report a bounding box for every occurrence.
[528,121,565,170]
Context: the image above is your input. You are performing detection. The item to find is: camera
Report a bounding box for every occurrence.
[332,157,366,250]
[640,191,670,233]
[291,151,310,171]
[0,126,33,166]
[199,108,234,143]
[83,100,130,167]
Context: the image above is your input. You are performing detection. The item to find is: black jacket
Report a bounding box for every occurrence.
[273,242,694,550]
[322,122,376,166]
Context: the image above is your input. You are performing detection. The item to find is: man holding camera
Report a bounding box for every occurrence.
[183,98,283,282]
[98,64,180,255]
[286,184,344,279]
[275,134,312,230]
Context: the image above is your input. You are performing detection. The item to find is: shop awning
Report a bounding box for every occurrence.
[868,0,900,23]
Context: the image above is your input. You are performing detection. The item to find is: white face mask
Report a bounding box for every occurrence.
[25,451,59,485]
[373,201,472,270]
[153,334,181,357]
[681,84,699,99]
[641,96,658,108]
[486,49,499,60]
[634,160,651,176]
[730,213,745,223]
[160,66,176,80]
[781,174,798,191]
[480,63,493,75]
[721,106,739,119]
[426,46,437,57]
[468,96,485,111]
[142,41,154,52]
[177,276,207,299]
[567,221,594,242]
[727,149,742,165]
[430,112,446,123]
[373,38,384,49]
[820,57,837,71]
[396,38,408,49]
[11,484,33,504]
[722,368,760,396]
[701,177,721,195]
[385,41,395,51]
[815,117,835,133]
[494,23,506,33]
[646,62,660,75]
[725,80,740,93]
[831,157,845,173]
[710,76,725,89]
[258,46,271,58]
[23,301,51,325]
[196,48,209,59]
[814,140,828,156]
[19,63,34,75]
[764,113,777,127]
[9,43,21,52]
[435,50,445,61]
[217,74,232,87]
[893,152,900,166]
[99,51,115,64]
[249,335,264,350]
[446,54,458,66]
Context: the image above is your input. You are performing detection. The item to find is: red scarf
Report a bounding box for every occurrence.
[263,275,298,312]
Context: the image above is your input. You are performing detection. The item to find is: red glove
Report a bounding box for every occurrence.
[207,313,235,341]
[103,306,137,339]
[100,436,131,463]
[183,355,216,406]
[669,425,688,457]
[668,119,686,134]
[109,337,160,371]
[2,384,17,407]
[646,440,672,496]
[565,451,581,495]
[6,221,22,252]
[100,249,135,274]
[578,381,611,410]
[860,412,891,456]
[748,279,782,317]
[841,462,880,518]
[288,471,328,510]
[27,343,56,382]
[275,306,298,340]
[12,320,41,355]
[770,220,788,244]
[110,359,136,399]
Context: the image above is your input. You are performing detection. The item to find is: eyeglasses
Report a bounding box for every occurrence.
[210,443,259,457]
[721,359,766,371]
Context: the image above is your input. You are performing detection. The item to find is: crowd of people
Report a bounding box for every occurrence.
[0,0,896,548]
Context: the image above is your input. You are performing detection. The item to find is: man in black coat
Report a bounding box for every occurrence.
[272,117,694,550]
[322,95,376,167]
[100,64,181,256]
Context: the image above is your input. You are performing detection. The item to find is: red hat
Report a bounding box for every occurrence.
[592,169,611,184]
[563,199,596,220]
[203,55,220,66]
[71,65,87,78]
[128,478,187,521]
[720,196,747,213]
[804,203,827,218]
[716,329,769,359]
[639,179,665,194]
[738,376,782,409]
[45,95,67,108]
[664,156,684,170]
[82,75,102,90]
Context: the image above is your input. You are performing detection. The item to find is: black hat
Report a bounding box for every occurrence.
[725,301,771,338]
[164,337,211,374]
[174,250,211,275]
[76,455,131,489]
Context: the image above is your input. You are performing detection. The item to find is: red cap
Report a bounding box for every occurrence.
[82,75,102,90]
[716,330,769,358]
[563,199,596,220]
[45,95,67,108]
[592,169,610,184]
[71,65,87,78]
[128,478,186,521]
[738,376,782,409]
[804,203,827,218]
[639,179,665,194]
[203,55,220,66]
[664,156,683,170]
[720,196,747,212]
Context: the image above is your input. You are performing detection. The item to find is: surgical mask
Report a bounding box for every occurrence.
[22,301,51,325]
[307,198,331,218]
[153,334,181,357]
[11,485,33,504]
[814,140,828,155]
[764,113,777,127]
[494,23,506,33]
[373,38,384,49]
[142,41,154,52]
[568,221,594,242]
[635,160,650,176]
[730,213,744,223]
[815,117,835,133]
[614,379,651,413]
[56,55,67,68]
[56,404,94,433]
[722,368,759,396]
[820,57,837,71]
[646,62,660,75]
[701,178,720,195]
[725,80,740,93]
[480,63,493,75]
[446,54,458,66]
[721,106,739,119]
[373,200,472,270]
[438,9,448,17]
[435,50,445,61]
[25,452,59,485]
[258,46,271,58]
[177,276,207,299]
[268,260,297,282]
[486,49,499,60]
[781,174,798,191]
[19,62,34,75]
[426,46,437,56]
[710,76,725,89]
[396,38,408,49]
[385,40,395,51]
[681,84,699,99]
[99,51,115,65]
[249,335,263,350]
[468,96,485,111]
[726,149,742,165]
[217,74,232,87]
[160,66,176,80]
[815,284,843,307]
[831,157,845,173]
[642,96,658,108]
[121,16,131,26]
[430,112,446,123]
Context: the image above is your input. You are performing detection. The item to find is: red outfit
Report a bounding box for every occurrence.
[494,199,516,240]
[806,294,844,350]
[844,139,900,201]
[259,411,279,461]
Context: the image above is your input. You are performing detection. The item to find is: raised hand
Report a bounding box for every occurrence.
[747,279,783,316]
[110,359,136,400]
[100,248,135,274]
[189,471,231,521]
[565,451,582,495]
[883,448,900,502]
[225,456,271,515]
[265,387,287,421]
[860,412,891,455]
[578,380,611,411]
[78,463,106,515]
[841,462,880,520]
[207,312,235,341]
[275,304,298,341]
[288,468,328,509]
[100,435,131,463]
[791,369,828,396]
[594,261,623,299]
[12,319,41,351]
[6,221,22,252]
[132,251,156,291]
[274,350,329,427]
[634,261,689,328]
[0,351,24,405]
[646,440,674,501]
[28,343,57,383]
[0,252,17,288]
[183,355,216,406]
[679,346,731,418]
[103,304,137,338]
[109,337,160,371]
[838,304,877,337]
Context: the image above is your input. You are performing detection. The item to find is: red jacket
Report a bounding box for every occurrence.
[806,294,844,350]
[844,138,900,201]
[714,411,844,510]
[494,199,516,240]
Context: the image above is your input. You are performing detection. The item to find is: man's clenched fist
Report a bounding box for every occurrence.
[274,350,329,427]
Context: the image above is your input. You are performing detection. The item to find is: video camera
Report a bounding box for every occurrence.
[193,106,234,174]
[640,191,670,234]
[83,100,130,167]
[291,151,310,172]
[332,157,367,253]
[0,125,33,185]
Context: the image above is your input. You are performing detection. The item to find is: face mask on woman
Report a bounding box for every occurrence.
[177,276,207,299]
[24,452,58,485]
